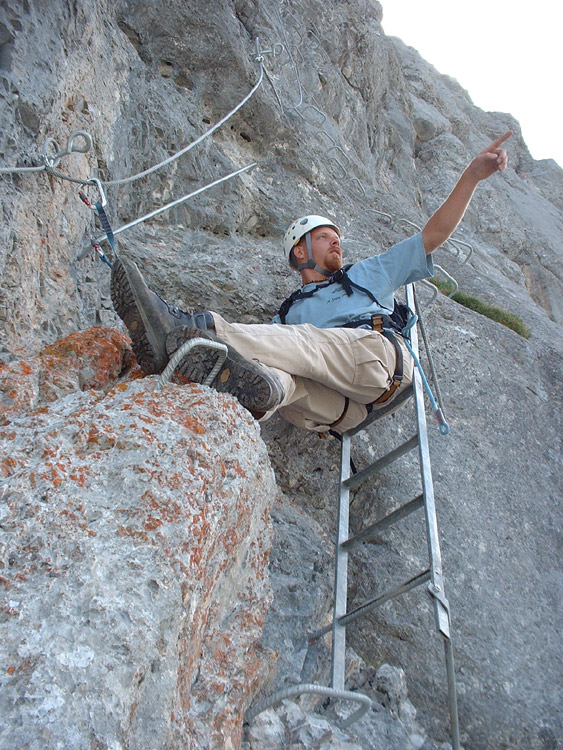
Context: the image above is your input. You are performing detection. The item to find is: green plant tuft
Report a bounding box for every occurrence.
[428,279,531,338]
[430,278,456,295]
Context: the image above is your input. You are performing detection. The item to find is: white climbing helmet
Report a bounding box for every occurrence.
[283,214,341,265]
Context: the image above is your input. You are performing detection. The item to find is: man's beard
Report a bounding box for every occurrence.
[323,253,343,272]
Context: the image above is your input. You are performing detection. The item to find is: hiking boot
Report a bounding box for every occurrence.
[110,257,214,375]
[165,327,285,416]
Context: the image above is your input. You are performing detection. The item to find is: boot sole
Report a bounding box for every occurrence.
[110,259,166,374]
[166,328,284,414]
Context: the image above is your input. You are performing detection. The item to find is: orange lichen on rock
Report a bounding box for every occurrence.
[0,335,276,750]
[40,327,137,389]
[0,327,139,424]
[1,456,18,477]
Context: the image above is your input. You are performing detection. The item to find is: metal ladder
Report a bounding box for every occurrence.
[247,283,460,748]
[318,282,460,747]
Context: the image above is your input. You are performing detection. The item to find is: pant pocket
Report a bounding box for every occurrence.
[349,333,396,393]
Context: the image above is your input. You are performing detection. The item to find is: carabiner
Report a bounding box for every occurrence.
[81,177,107,209]
[42,137,62,168]
[401,313,418,338]
[435,408,451,435]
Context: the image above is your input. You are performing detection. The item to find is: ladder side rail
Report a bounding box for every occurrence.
[406,283,450,635]
[444,637,461,750]
[407,283,461,750]
[331,431,352,691]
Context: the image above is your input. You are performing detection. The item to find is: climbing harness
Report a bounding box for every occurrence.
[277,264,386,323]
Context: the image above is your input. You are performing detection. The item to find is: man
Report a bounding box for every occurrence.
[111,131,511,433]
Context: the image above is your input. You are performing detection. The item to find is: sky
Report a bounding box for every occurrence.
[381,0,562,168]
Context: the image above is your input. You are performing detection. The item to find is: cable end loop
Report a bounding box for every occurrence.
[436,409,450,435]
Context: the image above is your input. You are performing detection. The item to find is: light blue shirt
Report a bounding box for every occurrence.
[273,233,433,328]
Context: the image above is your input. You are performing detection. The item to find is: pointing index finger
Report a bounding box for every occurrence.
[489,130,513,150]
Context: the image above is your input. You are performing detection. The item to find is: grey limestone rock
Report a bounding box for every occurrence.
[0,0,561,748]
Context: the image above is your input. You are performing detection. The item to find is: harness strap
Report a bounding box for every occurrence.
[95,201,119,263]
[342,316,404,406]
[277,264,386,324]
[342,313,400,335]
[329,396,350,429]
[372,329,404,405]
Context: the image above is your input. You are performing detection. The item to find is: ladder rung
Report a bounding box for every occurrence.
[343,434,418,491]
[337,569,431,628]
[308,569,431,643]
[342,494,424,550]
[345,385,414,436]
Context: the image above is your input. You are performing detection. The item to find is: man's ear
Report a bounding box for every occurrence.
[292,240,307,264]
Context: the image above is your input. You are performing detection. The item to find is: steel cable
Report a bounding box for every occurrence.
[0,62,265,188]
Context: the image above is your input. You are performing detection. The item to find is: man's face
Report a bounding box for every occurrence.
[301,226,342,272]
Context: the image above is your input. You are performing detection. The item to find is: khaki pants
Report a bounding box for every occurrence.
[211,314,414,433]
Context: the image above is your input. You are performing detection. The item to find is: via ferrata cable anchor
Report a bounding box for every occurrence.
[42,130,93,169]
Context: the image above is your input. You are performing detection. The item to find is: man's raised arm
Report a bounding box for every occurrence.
[421,130,512,256]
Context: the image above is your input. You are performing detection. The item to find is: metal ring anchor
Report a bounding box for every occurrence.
[42,130,93,168]
[65,130,93,155]
[434,264,459,297]
[245,683,372,729]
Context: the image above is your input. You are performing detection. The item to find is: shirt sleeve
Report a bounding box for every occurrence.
[353,232,434,293]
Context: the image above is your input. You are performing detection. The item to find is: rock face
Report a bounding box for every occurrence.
[0,328,276,749]
[1,1,562,749]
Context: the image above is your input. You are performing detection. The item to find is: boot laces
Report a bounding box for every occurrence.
[154,289,192,319]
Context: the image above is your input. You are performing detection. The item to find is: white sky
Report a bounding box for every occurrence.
[381,0,563,167]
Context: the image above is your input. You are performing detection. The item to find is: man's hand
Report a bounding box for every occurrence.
[466,130,513,182]
[422,130,513,255]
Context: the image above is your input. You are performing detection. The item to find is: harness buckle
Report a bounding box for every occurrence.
[370,315,384,332]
